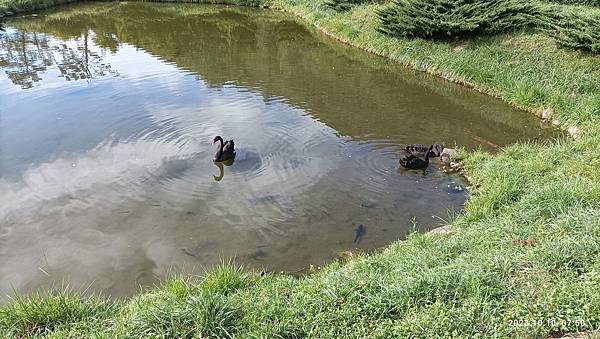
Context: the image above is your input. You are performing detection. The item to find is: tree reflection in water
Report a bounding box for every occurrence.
[0,28,115,89]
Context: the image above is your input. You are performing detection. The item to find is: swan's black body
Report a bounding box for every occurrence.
[213,136,236,162]
[399,145,434,169]
[404,144,444,158]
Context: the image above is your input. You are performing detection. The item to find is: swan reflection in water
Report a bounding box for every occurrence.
[213,159,234,182]
[211,148,262,182]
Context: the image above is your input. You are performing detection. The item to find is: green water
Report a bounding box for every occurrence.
[0,3,557,298]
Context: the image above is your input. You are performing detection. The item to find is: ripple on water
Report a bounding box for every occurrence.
[340,141,404,195]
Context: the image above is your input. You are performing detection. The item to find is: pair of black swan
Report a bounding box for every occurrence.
[405,144,444,158]
[399,143,445,169]
[213,136,443,171]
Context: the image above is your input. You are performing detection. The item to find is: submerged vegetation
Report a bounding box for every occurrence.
[1,0,599,337]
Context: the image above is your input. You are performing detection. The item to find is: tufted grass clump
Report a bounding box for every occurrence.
[0,288,120,338]
[201,263,249,296]
[377,0,548,39]
[119,284,240,338]
[117,269,247,338]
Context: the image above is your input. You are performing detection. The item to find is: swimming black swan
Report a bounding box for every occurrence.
[213,136,235,162]
[404,143,444,158]
[399,145,433,169]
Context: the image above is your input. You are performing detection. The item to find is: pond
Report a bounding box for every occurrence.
[0,3,557,298]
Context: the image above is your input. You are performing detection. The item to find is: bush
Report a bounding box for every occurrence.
[544,10,600,53]
[326,0,374,12]
[377,0,547,39]
[545,0,599,6]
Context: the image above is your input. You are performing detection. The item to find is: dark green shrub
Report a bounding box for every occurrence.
[326,0,374,12]
[377,0,547,39]
[545,0,599,6]
[544,11,600,53]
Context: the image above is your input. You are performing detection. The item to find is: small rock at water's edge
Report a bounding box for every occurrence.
[440,148,456,164]
[540,107,553,121]
[429,225,455,235]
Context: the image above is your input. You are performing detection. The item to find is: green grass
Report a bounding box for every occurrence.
[0,286,121,337]
[0,0,264,16]
[1,0,600,338]
[0,0,81,16]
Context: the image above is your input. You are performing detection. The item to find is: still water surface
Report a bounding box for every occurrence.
[0,3,556,297]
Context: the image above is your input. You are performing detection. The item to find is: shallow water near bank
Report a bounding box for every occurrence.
[0,2,557,298]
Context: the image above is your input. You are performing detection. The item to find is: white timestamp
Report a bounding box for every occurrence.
[509,319,589,327]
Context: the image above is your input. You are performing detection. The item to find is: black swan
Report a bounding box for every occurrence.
[399,145,434,169]
[213,136,236,162]
[404,143,444,158]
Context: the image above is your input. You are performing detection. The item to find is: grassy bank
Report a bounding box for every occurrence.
[0,0,251,15]
[1,0,600,338]
[0,0,79,16]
